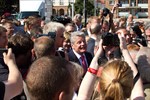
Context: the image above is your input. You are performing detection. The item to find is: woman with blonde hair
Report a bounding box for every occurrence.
[77,30,144,100]
[100,60,133,100]
[63,31,71,52]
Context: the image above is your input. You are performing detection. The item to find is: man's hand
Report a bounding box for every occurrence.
[116,30,127,50]
[3,48,16,66]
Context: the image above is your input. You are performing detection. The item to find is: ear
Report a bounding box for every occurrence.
[31,49,36,60]
[71,44,74,49]
[59,91,65,100]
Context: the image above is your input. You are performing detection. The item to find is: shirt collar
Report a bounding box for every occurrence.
[73,49,85,59]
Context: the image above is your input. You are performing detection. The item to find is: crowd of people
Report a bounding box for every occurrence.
[0,2,150,100]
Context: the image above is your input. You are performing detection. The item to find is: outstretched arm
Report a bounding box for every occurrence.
[77,40,103,100]
[3,48,23,100]
[117,31,145,100]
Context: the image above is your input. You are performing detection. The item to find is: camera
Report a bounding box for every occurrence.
[52,16,72,25]
[0,48,8,58]
[36,32,56,40]
[132,38,146,45]
[102,32,119,46]
[98,57,108,66]
[102,8,110,17]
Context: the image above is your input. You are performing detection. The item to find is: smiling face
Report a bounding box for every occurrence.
[63,39,71,52]
[71,36,87,55]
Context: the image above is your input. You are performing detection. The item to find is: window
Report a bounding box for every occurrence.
[138,0,147,3]
[69,0,74,3]
[60,0,64,5]
[143,0,148,3]
[138,0,142,3]
[125,0,128,3]
[119,9,128,12]
[139,9,147,12]
[53,0,55,5]
[109,0,115,5]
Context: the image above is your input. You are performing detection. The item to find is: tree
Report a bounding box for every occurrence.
[0,0,18,15]
[74,0,94,16]
[0,0,6,15]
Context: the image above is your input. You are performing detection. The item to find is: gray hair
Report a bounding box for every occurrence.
[70,31,85,45]
[73,14,82,22]
[43,21,65,34]
[135,47,150,83]
[145,22,150,30]
[90,23,101,35]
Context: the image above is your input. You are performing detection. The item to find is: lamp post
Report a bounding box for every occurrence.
[94,0,96,16]
[45,0,53,21]
[68,3,71,17]
[70,3,74,19]
[83,0,87,26]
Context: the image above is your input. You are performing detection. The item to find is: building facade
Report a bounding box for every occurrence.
[52,0,150,18]
[102,0,150,18]
[52,0,75,16]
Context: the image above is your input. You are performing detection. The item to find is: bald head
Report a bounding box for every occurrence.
[90,23,101,35]
[34,36,55,58]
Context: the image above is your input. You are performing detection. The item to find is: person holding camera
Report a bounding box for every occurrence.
[77,30,144,100]
[130,25,147,47]
[99,2,119,34]
[0,26,9,81]
[99,7,112,34]
[99,32,122,61]
[0,48,23,100]
[116,27,132,45]
[96,26,133,62]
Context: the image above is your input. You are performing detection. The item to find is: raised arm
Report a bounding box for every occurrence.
[3,48,23,100]
[77,40,103,100]
[117,31,145,100]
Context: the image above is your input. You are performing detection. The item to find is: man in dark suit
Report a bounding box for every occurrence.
[87,23,101,56]
[68,31,93,73]
[73,14,83,31]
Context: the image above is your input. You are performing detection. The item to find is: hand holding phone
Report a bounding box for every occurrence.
[3,48,16,66]
[0,48,8,58]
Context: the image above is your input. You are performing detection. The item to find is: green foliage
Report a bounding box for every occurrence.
[0,0,18,15]
[74,0,94,16]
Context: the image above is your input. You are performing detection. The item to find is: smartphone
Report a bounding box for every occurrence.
[0,48,8,58]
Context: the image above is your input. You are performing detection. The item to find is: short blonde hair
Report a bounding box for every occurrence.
[127,44,140,51]
[64,32,71,41]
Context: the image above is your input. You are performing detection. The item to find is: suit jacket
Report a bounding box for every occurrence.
[0,58,8,81]
[87,38,95,56]
[74,24,83,31]
[68,50,93,69]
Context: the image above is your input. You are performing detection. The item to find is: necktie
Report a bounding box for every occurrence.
[81,55,87,72]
